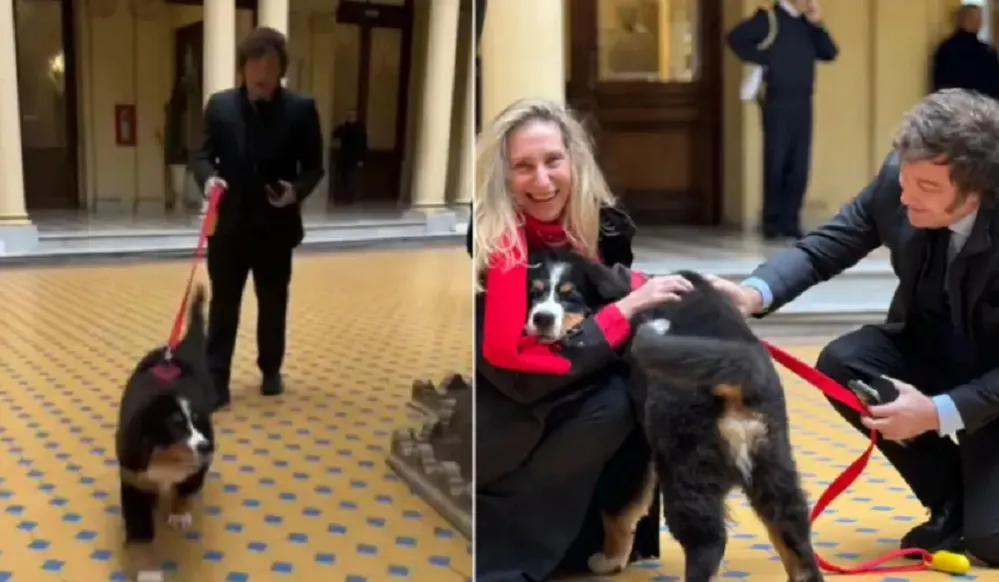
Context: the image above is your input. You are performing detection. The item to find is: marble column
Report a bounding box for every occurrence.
[409,0,461,207]
[257,0,289,36]
[203,0,237,103]
[479,0,564,124]
[0,0,38,254]
[453,24,474,206]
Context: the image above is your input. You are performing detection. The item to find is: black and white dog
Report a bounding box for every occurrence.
[115,284,215,580]
[524,250,822,582]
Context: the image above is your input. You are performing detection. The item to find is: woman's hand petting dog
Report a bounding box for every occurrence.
[615,275,693,319]
[861,376,940,441]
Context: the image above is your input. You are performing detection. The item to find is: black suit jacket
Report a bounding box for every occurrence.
[191,86,325,247]
[751,152,999,433]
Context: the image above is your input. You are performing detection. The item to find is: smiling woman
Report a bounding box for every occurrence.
[472,97,662,581]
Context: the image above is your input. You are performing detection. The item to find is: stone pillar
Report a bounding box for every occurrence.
[0,0,38,254]
[409,0,460,208]
[203,0,237,104]
[453,30,474,206]
[479,0,564,124]
[257,0,289,36]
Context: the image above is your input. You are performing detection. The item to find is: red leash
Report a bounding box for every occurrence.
[165,184,225,357]
[762,340,939,574]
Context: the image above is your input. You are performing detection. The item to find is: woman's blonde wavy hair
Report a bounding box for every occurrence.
[472,98,617,288]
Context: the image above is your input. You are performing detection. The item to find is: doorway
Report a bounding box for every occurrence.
[13,0,80,211]
[167,21,205,211]
[567,0,723,225]
[332,0,413,204]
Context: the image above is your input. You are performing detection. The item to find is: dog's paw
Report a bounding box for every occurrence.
[587,552,627,575]
[167,512,193,530]
[136,570,165,582]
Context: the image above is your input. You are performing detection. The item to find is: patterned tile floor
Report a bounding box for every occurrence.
[598,346,990,582]
[0,248,472,581]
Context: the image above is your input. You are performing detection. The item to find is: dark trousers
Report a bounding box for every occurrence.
[205,234,293,398]
[334,162,361,205]
[761,96,813,235]
[815,324,999,564]
[476,378,636,581]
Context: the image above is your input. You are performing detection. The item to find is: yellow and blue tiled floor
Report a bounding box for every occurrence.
[0,248,472,581]
[1,247,996,581]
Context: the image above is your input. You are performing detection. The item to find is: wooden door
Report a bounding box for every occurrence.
[13,0,80,211]
[567,0,723,225]
[335,0,414,203]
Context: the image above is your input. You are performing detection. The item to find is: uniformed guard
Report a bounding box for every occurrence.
[728,0,838,240]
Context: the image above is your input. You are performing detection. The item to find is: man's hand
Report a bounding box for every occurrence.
[804,0,821,23]
[703,275,764,316]
[204,176,227,197]
[861,376,939,441]
[267,180,297,208]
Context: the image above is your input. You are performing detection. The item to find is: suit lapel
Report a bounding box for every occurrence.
[896,211,929,315]
[959,209,999,335]
[224,89,248,158]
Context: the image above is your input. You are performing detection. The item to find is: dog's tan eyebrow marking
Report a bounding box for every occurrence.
[558,282,575,293]
[531,279,545,291]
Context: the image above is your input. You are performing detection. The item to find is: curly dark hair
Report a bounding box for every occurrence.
[893,88,999,206]
[236,27,288,76]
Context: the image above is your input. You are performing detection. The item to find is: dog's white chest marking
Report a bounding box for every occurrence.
[526,262,570,337]
[178,397,208,454]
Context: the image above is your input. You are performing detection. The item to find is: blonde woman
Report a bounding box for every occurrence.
[473,98,690,581]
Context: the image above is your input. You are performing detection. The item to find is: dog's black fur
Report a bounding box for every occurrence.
[115,284,215,574]
[526,249,822,582]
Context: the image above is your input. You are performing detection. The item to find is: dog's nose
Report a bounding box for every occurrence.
[196,441,213,456]
[532,311,556,329]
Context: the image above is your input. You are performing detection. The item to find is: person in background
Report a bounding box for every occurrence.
[728,0,838,241]
[932,4,999,99]
[191,27,324,408]
[331,109,368,206]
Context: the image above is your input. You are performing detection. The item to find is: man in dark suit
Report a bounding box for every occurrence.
[932,4,999,99]
[191,27,324,408]
[710,89,999,565]
[728,0,838,240]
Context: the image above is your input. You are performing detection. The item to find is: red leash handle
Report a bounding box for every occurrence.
[762,341,932,574]
[166,184,225,353]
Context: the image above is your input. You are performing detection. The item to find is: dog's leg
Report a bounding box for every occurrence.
[744,451,824,582]
[168,468,207,530]
[588,460,657,575]
[659,458,728,582]
[121,483,160,578]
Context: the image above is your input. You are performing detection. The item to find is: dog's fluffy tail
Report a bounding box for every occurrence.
[631,324,764,388]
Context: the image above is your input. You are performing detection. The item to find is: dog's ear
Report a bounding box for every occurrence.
[581,260,634,304]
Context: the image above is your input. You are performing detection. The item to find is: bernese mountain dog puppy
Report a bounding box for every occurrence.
[115,284,215,581]
[524,249,822,582]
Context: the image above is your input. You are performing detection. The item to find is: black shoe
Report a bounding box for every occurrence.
[261,373,284,396]
[901,499,963,555]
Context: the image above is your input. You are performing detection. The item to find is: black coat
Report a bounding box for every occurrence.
[752,152,999,433]
[932,30,999,99]
[472,207,660,568]
[190,86,325,248]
